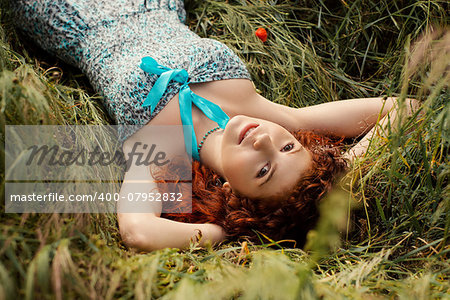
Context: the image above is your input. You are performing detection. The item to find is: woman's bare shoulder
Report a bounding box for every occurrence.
[190,79,257,110]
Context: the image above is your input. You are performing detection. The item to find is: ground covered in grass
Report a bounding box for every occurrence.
[1,0,449,299]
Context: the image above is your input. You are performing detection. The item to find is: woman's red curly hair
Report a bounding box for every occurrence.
[158,131,347,247]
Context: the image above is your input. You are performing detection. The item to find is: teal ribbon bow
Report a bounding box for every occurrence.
[140,57,229,161]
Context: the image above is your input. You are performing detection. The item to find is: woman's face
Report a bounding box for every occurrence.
[220,115,313,201]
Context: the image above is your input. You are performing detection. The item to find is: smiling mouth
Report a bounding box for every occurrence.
[239,124,259,144]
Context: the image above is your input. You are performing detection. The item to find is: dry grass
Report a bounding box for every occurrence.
[1,0,449,299]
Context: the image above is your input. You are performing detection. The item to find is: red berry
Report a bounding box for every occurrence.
[255,28,267,42]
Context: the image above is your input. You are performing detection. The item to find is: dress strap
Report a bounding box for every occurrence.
[140,57,229,161]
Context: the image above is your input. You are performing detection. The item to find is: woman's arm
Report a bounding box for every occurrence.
[191,79,402,138]
[117,139,226,252]
[244,94,402,138]
[242,93,418,158]
[118,212,226,251]
[293,97,397,137]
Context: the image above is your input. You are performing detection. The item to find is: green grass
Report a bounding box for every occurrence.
[1,0,449,299]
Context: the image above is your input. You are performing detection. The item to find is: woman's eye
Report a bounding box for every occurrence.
[281,143,294,152]
[257,164,270,178]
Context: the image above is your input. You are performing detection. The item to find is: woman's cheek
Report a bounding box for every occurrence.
[222,151,253,179]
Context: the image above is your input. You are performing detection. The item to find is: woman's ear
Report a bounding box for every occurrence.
[222,181,232,193]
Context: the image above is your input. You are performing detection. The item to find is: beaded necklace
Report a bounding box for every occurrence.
[197,126,221,157]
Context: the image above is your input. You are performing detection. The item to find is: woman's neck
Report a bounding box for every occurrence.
[191,105,225,177]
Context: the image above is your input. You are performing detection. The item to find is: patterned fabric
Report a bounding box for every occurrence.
[10,0,251,141]
[140,56,231,161]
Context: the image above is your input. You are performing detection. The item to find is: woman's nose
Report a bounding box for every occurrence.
[252,133,272,151]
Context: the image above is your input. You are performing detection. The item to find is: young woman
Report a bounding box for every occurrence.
[10,0,414,251]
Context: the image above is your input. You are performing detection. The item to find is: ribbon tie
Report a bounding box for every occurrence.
[140,57,229,161]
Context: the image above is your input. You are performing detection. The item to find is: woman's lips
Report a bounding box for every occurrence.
[239,124,259,144]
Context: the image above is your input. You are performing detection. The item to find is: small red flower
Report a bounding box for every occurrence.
[255,28,267,42]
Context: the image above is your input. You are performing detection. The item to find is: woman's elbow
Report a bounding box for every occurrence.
[120,229,146,251]
[118,215,159,252]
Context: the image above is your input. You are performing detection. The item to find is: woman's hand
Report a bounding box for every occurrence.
[342,97,420,162]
